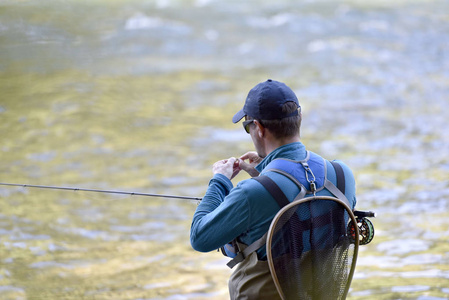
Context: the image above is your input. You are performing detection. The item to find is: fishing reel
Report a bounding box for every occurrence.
[348,210,375,245]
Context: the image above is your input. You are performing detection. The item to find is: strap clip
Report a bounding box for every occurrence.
[301,161,317,195]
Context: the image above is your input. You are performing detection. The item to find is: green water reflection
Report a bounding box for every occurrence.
[1,0,449,299]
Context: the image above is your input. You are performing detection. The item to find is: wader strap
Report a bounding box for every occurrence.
[226,176,294,269]
[226,232,268,269]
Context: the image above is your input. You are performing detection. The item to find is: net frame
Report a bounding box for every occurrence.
[266,196,359,300]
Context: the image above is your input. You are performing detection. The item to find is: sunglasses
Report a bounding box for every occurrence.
[242,119,254,134]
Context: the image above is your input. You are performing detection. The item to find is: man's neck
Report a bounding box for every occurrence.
[264,135,301,156]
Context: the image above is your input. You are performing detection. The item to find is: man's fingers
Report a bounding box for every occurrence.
[213,157,240,179]
[212,156,260,179]
[238,158,260,178]
[239,151,257,161]
[227,157,236,165]
[239,151,262,164]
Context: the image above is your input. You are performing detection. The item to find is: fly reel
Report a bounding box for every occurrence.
[348,211,375,245]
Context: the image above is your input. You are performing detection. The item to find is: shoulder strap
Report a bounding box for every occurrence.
[252,176,290,208]
[226,175,299,269]
[324,161,351,208]
[329,161,345,194]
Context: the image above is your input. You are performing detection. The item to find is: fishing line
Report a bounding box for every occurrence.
[0,182,203,201]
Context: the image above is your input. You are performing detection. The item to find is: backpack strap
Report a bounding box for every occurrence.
[226,175,301,269]
[253,176,290,208]
[330,161,345,194]
[325,161,351,208]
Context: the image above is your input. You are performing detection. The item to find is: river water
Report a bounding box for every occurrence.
[0,0,448,299]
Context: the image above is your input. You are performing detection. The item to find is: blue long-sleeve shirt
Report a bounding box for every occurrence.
[190,142,356,257]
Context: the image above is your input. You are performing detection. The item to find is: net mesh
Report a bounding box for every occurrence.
[267,197,357,300]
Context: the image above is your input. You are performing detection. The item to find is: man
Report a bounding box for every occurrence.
[190,79,357,299]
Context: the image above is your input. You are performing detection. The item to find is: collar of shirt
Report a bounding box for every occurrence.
[255,142,307,173]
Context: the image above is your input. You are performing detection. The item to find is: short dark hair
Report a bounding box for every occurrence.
[249,102,301,138]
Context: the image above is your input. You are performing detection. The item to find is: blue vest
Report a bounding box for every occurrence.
[223,151,350,264]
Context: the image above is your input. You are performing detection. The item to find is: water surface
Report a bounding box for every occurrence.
[1,0,448,299]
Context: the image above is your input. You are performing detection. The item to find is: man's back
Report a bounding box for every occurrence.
[190,79,358,300]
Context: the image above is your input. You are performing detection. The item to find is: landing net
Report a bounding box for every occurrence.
[266,196,359,300]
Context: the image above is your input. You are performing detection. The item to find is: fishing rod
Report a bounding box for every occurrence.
[0,182,203,201]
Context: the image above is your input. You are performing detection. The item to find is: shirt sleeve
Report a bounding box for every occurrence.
[190,174,251,252]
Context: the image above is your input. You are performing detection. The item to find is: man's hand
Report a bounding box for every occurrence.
[213,157,241,180]
[238,151,261,178]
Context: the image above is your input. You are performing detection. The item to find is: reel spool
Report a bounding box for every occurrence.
[348,211,375,245]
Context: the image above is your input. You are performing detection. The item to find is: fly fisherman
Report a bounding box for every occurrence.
[190,79,357,299]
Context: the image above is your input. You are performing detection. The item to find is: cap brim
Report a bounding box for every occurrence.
[232,109,245,123]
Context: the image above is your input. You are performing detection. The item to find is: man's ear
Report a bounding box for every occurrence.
[254,120,265,138]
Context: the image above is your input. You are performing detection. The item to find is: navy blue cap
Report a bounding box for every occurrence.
[232,79,300,123]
